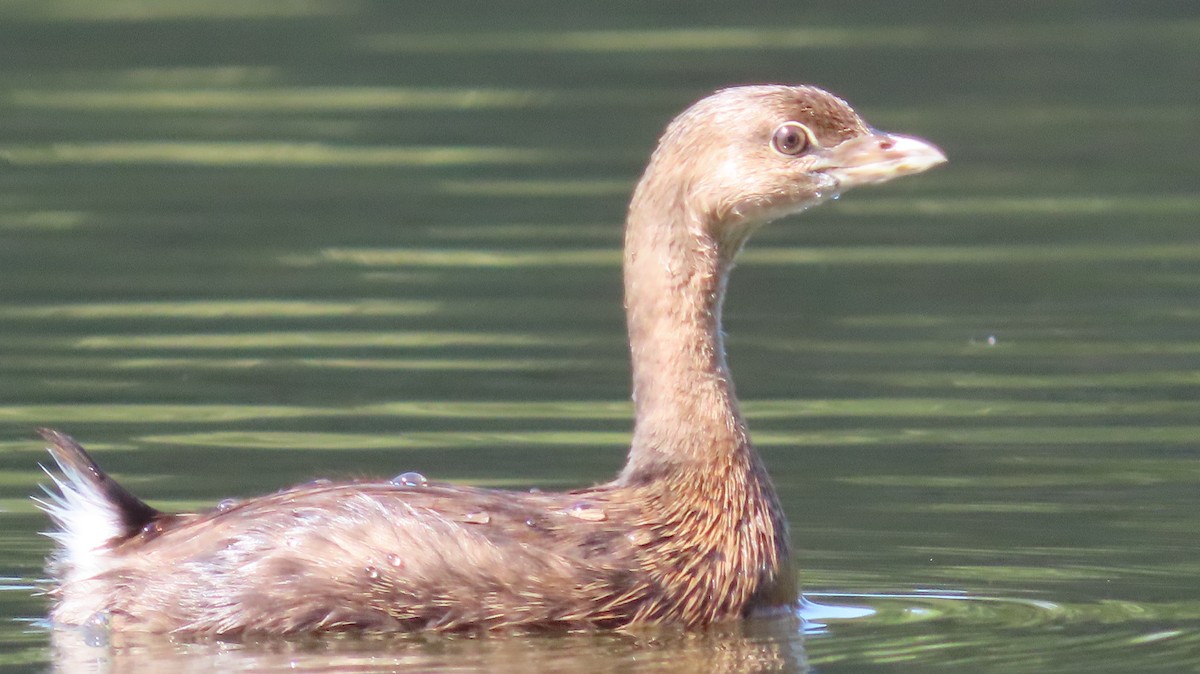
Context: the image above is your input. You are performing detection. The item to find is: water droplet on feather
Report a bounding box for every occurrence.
[82,611,111,647]
[627,529,654,546]
[462,511,491,524]
[390,471,427,487]
[566,502,607,522]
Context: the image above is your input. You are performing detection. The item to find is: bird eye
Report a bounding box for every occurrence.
[771,122,812,156]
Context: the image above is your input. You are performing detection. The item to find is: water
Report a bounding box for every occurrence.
[1,1,1198,672]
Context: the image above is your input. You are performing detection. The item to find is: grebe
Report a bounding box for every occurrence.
[37,85,945,635]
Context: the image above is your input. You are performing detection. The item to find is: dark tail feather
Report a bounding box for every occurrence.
[36,428,160,540]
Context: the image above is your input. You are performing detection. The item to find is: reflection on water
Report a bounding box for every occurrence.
[1,0,1199,672]
[46,618,812,674]
[28,591,1200,673]
[10,87,562,112]
[1,143,573,168]
[0,300,439,319]
[5,0,347,22]
[358,20,1200,53]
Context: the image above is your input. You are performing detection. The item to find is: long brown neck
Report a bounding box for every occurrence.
[618,173,753,484]
[616,163,795,617]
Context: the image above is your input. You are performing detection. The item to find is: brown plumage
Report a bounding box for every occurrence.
[35,84,945,636]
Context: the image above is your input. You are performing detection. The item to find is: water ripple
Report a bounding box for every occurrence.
[803,591,1200,671]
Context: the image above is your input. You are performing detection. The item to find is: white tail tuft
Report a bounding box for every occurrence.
[35,456,126,588]
[33,429,159,598]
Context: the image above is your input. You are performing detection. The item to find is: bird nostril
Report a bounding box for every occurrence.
[878,139,895,150]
